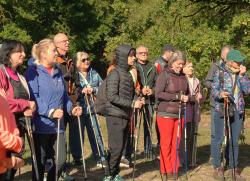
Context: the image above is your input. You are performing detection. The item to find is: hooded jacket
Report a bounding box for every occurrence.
[105,45,135,119]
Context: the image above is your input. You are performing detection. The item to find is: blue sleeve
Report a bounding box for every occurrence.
[92,73,103,95]
[211,70,223,101]
[239,75,250,95]
[25,66,50,117]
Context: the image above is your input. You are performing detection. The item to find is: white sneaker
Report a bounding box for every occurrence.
[96,163,106,168]
[119,158,131,168]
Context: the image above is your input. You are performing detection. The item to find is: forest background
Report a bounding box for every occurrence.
[0,0,249,80]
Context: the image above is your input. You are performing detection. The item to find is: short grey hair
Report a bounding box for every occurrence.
[168,50,186,67]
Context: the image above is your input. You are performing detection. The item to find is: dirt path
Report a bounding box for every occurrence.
[15,112,250,181]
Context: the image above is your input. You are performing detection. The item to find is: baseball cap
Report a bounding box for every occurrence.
[226,49,245,63]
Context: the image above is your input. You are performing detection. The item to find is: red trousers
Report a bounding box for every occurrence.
[157,116,184,174]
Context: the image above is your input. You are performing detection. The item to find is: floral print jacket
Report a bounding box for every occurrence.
[212,65,250,114]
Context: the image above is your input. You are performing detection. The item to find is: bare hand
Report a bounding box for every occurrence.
[24,109,33,117]
[53,109,64,119]
[82,87,88,94]
[28,101,36,112]
[146,88,153,96]
[87,86,93,94]
[134,98,145,109]
[72,106,82,117]
[11,156,24,169]
[142,87,148,96]
[181,95,189,103]
[220,91,230,98]
[196,92,202,102]
[239,65,246,76]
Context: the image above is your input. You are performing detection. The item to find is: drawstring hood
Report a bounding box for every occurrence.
[115,44,135,71]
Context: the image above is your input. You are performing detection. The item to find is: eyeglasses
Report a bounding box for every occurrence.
[56,40,69,44]
[137,52,148,55]
[81,57,90,62]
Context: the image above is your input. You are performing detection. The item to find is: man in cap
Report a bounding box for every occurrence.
[211,49,249,181]
[205,45,232,165]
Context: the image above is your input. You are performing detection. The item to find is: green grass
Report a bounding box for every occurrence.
[15,111,250,181]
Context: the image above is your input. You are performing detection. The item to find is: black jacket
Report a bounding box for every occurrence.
[105,45,135,119]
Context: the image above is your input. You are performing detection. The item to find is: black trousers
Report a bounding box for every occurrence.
[106,116,129,177]
[0,172,6,180]
[32,133,66,181]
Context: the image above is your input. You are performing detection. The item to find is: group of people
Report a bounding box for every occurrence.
[0,32,249,181]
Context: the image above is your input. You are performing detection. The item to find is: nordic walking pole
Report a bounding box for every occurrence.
[85,94,104,166]
[222,97,228,170]
[76,103,88,179]
[174,91,183,180]
[55,117,61,181]
[191,121,198,167]
[25,116,39,180]
[225,97,236,180]
[132,109,143,181]
[184,102,188,178]
[142,105,153,159]
[89,93,106,153]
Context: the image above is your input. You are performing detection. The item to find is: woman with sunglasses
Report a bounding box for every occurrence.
[69,51,106,168]
[0,40,36,181]
[25,38,82,181]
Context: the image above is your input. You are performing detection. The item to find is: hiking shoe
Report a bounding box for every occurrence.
[119,158,132,168]
[213,167,225,181]
[112,175,124,181]
[59,171,75,181]
[97,162,106,168]
[103,176,112,181]
[226,169,246,181]
[73,159,83,167]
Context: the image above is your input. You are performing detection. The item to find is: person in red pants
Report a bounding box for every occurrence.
[155,50,190,180]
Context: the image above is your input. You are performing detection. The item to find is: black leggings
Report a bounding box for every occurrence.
[105,116,129,177]
[32,133,66,181]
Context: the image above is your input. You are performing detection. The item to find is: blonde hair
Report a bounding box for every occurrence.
[32,39,54,61]
[76,51,89,69]
[184,60,192,67]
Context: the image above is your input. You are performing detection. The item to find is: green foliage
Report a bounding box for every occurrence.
[0,0,249,78]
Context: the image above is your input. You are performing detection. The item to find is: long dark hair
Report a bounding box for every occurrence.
[0,40,25,67]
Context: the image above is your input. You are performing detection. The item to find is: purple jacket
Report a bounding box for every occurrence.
[155,68,190,116]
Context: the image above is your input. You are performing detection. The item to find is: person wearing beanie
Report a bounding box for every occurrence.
[211,49,249,181]
[103,45,145,181]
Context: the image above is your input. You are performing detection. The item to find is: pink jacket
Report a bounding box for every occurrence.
[0,90,23,174]
[0,65,30,114]
[186,77,202,123]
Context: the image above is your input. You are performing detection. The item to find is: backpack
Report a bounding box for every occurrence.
[95,69,120,116]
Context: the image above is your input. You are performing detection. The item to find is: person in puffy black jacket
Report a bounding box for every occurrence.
[103,45,144,181]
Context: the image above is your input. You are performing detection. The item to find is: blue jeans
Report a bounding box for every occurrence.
[211,110,243,169]
[69,114,105,162]
[210,107,216,158]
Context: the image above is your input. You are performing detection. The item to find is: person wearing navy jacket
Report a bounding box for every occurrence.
[25,38,82,181]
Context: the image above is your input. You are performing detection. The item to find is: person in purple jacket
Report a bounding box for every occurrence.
[25,38,82,181]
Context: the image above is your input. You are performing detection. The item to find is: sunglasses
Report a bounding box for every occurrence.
[81,57,90,62]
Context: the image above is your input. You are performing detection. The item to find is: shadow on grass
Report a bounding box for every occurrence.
[196,143,250,169]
